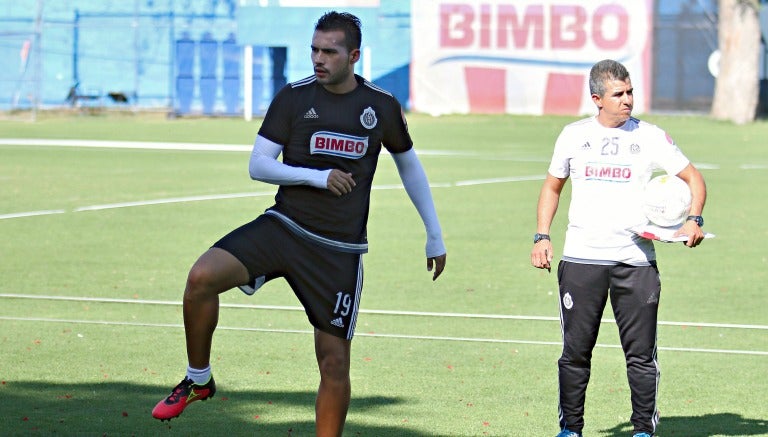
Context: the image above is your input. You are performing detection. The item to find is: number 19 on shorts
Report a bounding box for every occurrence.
[334,292,352,316]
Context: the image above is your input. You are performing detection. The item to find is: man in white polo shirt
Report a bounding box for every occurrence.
[531,59,707,437]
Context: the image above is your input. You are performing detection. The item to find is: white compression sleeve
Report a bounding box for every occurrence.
[391,148,446,258]
[249,135,330,188]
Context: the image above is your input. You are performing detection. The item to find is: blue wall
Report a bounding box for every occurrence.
[0,0,238,111]
[0,0,411,114]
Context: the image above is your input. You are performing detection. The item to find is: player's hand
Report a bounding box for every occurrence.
[531,240,554,272]
[674,221,705,248]
[427,253,446,281]
[326,169,355,196]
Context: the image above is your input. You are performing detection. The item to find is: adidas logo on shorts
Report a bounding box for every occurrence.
[330,317,344,328]
[304,107,319,119]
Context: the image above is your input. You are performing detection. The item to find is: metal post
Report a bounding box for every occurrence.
[33,0,43,118]
[168,10,175,114]
[243,44,253,121]
[133,0,140,108]
[73,9,79,85]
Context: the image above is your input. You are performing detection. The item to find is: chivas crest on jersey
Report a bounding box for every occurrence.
[359,106,377,129]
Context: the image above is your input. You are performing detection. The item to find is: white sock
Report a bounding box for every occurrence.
[186,365,211,385]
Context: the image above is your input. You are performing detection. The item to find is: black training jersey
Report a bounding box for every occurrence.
[257,74,413,244]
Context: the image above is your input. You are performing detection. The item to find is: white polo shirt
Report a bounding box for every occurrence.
[548,116,690,265]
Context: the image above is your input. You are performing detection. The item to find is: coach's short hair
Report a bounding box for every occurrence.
[589,59,630,97]
[315,11,362,52]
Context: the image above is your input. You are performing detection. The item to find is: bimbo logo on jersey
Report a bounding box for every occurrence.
[310,131,369,159]
[585,163,631,182]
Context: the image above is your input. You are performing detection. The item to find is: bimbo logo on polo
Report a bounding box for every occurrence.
[310,131,369,159]
[585,163,632,182]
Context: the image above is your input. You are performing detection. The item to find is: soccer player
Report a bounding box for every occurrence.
[152,11,447,436]
[530,59,706,437]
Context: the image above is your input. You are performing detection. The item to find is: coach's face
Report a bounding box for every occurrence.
[593,78,634,128]
[311,29,360,94]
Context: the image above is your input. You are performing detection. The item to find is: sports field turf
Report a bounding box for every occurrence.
[1,112,766,436]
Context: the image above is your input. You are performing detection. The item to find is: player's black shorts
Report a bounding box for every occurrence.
[213,214,363,340]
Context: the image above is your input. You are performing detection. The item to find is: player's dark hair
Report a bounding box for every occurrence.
[589,59,630,97]
[315,11,362,51]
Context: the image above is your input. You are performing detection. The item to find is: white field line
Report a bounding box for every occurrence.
[0,138,478,157]
[0,209,66,220]
[73,191,276,211]
[2,177,524,219]
[0,138,731,169]
[0,135,543,220]
[3,138,731,220]
[2,180,542,220]
[1,137,725,168]
[0,315,765,356]
[0,138,253,151]
[455,175,545,186]
[1,293,766,331]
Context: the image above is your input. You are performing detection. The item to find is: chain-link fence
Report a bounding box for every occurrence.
[0,0,242,115]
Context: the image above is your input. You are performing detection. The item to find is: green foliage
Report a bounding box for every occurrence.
[1,113,766,436]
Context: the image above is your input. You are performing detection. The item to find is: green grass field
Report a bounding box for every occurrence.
[1,112,766,436]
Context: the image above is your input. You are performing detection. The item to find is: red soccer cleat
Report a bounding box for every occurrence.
[152,376,216,421]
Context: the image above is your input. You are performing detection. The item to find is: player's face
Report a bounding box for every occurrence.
[593,78,634,128]
[311,30,360,93]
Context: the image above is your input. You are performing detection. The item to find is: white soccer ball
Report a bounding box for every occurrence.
[642,174,692,227]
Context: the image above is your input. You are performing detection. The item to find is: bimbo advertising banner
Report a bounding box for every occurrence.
[410,0,653,115]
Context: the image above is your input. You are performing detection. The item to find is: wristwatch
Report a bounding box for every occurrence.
[533,233,550,244]
[686,215,704,227]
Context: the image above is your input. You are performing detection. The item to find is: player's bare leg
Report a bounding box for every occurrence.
[184,247,250,368]
[152,248,249,421]
[314,329,351,437]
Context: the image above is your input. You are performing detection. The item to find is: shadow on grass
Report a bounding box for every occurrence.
[603,413,768,436]
[0,380,431,436]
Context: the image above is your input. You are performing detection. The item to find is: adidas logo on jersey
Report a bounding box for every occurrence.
[304,107,319,119]
[330,317,345,328]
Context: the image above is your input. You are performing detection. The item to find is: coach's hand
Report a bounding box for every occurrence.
[675,220,705,248]
[428,253,447,281]
[531,240,554,272]
[327,169,356,196]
